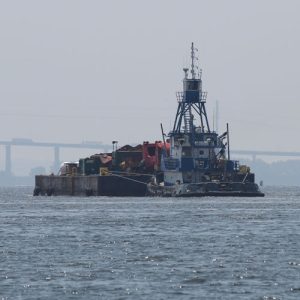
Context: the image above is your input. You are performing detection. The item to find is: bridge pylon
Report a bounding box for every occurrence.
[5,145,12,176]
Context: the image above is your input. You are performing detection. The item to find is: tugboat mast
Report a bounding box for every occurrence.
[172,42,210,135]
[191,42,196,79]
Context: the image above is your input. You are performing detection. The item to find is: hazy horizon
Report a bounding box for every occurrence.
[1,0,300,173]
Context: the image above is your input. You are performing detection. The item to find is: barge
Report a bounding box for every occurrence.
[34,43,264,197]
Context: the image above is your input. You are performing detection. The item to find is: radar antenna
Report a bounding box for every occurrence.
[190,42,198,79]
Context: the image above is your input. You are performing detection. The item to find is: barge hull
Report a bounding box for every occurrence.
[34,175,150,197]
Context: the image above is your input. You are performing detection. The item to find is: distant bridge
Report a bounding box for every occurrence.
[231,150,300,161]
[0,139,300,175]
[0,139,111,175]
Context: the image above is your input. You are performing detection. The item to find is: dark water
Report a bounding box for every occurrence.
[1,186,300,299]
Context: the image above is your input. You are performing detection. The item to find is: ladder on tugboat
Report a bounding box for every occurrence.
[184,109,192,133]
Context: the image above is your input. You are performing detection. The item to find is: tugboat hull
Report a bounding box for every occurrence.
[147,182,264,197]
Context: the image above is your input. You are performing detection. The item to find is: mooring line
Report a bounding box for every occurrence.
[108,172,152,185]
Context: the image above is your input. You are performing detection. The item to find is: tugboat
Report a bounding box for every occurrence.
[147,43,264,197]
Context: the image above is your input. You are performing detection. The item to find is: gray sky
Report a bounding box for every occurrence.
[1,0,300,155]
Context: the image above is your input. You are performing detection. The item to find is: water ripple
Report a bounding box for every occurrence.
[0,186,300,299]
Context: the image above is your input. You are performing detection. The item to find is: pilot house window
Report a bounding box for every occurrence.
[187,81,199,90]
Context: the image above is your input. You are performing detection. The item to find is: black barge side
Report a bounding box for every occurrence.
[34,174,151,197]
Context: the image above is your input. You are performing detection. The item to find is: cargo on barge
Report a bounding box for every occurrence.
[34,141,166,196]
